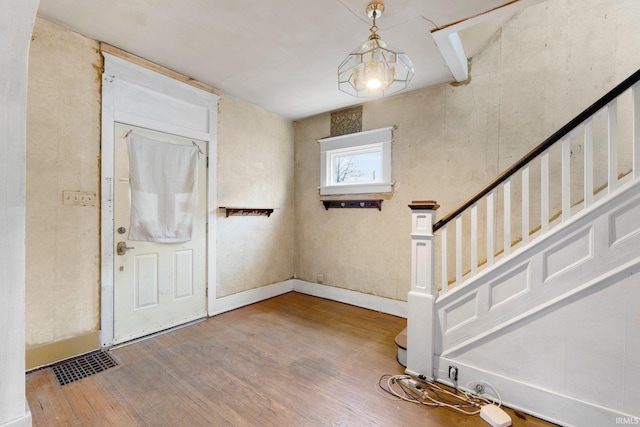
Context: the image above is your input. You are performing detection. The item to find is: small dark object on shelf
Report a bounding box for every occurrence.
[322,199,383,211]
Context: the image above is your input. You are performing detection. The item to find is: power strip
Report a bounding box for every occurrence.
[398,378,425,397]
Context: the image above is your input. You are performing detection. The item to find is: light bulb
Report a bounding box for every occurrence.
[366,78,382,89]
[364,61,383,90]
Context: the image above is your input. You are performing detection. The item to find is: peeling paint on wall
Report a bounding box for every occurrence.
[449,60,473,87]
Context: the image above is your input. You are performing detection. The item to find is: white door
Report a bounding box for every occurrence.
[112,123,207,344]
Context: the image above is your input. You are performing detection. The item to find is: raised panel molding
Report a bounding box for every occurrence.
[414,241,428,291]
[443,293,477,334]
[134,254,158,309]
[489,263,530,311]
[610,195,640,246]
[416,214,429,231]
[543,226,593,282]
[174,250,194,299]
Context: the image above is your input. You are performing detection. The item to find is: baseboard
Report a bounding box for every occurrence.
[26,330,100,370]
[211,280,295,315]
[435,357,636,427]
[210,279,408,319]
[0,404,31,427]
[292,280,407,318]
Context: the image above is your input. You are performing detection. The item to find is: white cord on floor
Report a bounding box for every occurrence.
[464,380,503,407]
[376,374,487,415]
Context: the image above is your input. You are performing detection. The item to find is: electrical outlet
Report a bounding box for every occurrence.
[448,365,458,382]
[317,273,324,284]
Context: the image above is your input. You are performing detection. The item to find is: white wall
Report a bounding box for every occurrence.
[0,1,38,425]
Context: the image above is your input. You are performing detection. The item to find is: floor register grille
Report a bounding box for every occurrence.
[51,350,118,386]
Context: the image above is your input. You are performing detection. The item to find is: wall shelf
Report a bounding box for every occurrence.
[221,207,274,218]
[322,199,383,211]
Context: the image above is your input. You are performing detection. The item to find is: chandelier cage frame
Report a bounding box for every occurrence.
[337,1,414,98]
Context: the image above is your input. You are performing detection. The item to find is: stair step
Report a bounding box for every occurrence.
[395,327,407,349]
[395,327,407,368]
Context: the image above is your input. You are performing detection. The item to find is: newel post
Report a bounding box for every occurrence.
[406,200,439,380]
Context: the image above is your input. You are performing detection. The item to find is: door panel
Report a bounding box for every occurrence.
[174,250,193,299]
[134,254,158,309]
[113,122,207,344]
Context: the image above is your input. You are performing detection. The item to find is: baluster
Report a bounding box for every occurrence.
[522,165,530,245]
[471,203,478,275]
[456,215,462,284]
[504,179,511,256]
[634,84,640,179]
[541,150,550,234]
[584,119,593,207]
[441,225,448,294]
[487,190,494,267]
[562,135,571,222]
[608,99,618,193]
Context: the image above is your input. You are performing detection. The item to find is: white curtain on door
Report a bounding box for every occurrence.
[127,133,199,243]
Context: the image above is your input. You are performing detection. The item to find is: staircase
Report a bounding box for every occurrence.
[402,68,640,426]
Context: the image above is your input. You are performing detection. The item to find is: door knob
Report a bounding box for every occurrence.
[117,241,135,256]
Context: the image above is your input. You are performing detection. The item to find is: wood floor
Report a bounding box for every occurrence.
[26,292,556,426]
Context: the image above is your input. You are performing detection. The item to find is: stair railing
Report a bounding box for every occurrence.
[406,68,640,380]
[436,68,640,293]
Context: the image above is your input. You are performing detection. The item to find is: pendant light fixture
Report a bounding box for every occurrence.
[338,1,414,97]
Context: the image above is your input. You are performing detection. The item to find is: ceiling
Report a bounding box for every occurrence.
[37,0,526,120]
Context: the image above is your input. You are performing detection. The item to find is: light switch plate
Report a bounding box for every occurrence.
[63,190,96,206]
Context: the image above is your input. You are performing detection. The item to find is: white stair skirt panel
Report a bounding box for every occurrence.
[211,279,407,319]
[433,178,640,426]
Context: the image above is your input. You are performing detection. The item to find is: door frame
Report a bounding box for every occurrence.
[100,52,219,347]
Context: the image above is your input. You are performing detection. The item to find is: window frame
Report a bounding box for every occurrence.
[318,126,393,196]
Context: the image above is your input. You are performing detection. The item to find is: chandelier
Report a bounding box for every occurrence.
[338,1,414,97]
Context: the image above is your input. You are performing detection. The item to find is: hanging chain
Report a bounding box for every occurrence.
[369,10,379,38]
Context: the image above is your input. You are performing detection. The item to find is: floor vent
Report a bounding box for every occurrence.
[51,350,118,386]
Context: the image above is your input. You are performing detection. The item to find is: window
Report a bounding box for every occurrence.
[319,126,393,195]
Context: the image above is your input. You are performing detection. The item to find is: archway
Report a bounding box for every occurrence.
[0,1,40,425]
